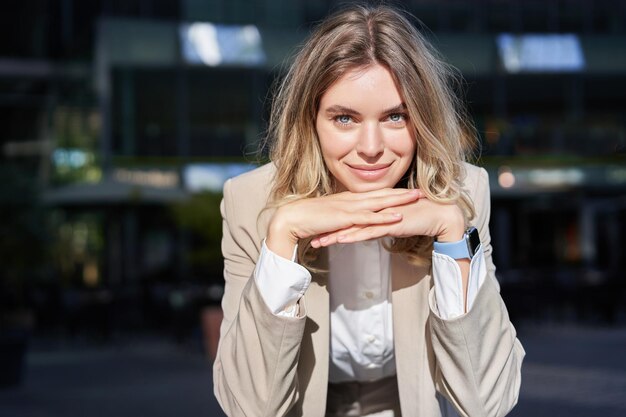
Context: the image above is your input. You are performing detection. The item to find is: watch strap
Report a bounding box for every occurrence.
[433,239,471,259]
[433,226,480,259]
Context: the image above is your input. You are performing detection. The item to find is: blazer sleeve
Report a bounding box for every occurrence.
[213,178,307,417]
[429,167,526,417]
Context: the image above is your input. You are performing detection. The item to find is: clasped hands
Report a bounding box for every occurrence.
[266,188,466,261]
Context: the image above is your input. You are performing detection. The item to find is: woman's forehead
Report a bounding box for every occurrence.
[319,64,404,111]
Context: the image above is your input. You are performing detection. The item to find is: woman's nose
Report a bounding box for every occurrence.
[355,123,384,158]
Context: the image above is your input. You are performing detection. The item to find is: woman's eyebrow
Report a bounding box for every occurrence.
[381,103,407,114]
[323,103,407,115]
[324,105,360,115]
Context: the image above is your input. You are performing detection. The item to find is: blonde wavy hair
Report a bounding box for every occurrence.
[265,4,477,266]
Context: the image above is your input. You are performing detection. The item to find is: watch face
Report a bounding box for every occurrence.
[466,226,481,256]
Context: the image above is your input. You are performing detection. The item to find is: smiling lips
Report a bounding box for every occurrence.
[346,163,393,181]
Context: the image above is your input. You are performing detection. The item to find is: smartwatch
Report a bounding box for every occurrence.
[433,226,481,259]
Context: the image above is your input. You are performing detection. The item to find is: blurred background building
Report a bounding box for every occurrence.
[1,0,626,411]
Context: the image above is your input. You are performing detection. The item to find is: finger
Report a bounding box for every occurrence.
[310,230,336,247]
[359,188,423,200]
[349,210,403,226]
[312,225,365,247]
[310,208,402,247]
[352,190,422,212]
[313,211,400,241]
[337,224,392,244]
[311,232,332,248]
[337,187,421,201]
[314,211,401,245]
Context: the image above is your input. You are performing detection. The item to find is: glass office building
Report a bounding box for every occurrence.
[2,0,625,334]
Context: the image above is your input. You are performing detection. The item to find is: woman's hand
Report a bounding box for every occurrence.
[266,188,423,259]
[313,195,470,311]
[310,196,466,247]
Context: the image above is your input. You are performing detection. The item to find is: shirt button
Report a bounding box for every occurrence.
[366,335,376,343]
[364,291,374,299]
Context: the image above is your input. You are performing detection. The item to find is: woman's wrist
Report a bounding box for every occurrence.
[266,208,300,260]
[437,227,465,243]
[435,206,465,242]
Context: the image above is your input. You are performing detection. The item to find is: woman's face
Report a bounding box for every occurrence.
[316,64,416,193]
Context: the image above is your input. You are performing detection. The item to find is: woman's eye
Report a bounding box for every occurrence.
[335,115,352,124]
[389,113,406,123]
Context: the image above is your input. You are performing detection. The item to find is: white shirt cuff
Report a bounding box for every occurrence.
[253,239,312,317]
[431,245,487,320]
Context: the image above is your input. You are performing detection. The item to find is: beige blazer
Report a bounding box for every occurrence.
[213,163,525,417]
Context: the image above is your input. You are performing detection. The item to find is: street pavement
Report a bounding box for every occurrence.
[0,335,227,417]
[1,322,625,417]
[509,323,626,417]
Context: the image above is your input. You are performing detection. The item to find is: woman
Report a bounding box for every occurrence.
[214,4,524,417]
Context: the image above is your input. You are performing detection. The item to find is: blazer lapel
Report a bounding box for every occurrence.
[297,248,330,416]
[391,252,437,416]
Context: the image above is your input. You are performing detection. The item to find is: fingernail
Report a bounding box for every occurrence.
[320,236,328,242]
[337,235,346,242]
[392,212,402,218]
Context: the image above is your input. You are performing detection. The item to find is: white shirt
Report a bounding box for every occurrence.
[253,239,486,383]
